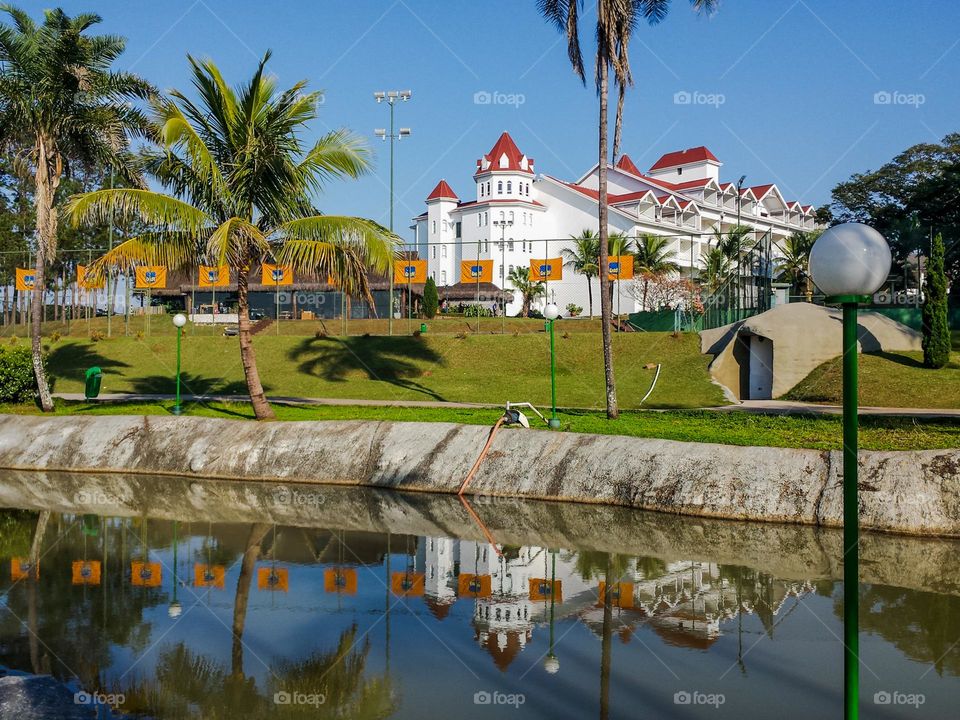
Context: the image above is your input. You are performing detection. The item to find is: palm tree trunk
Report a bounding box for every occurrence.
[236,267,275,420]
[612,81,625,164]
[597,60,619,419]
[32,146,57,413]
[587,277,594,318]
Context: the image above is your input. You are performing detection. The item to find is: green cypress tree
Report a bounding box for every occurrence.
[921,233,951,368]
[422,277,439,319]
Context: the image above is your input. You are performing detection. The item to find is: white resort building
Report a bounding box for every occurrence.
[412,132,822,317]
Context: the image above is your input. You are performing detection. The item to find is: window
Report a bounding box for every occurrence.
[507,181,512,193]
[508,240,514,251]
[486,182,490,195]
[442,220,448,231]
[441,245,447,258]
[497,181,503,194]
[526,183,530,196]
[677,167,682,175]
[480,184,484,197]
[499,210,505,221]
[477,214,482,227]
[431,221,436,233]
[508,211,514,223]
[522,240,526,252]
[431,246,436,259]
[431,271,436,280]
[455,221,462,238]
[441,270,447,284]
[509,264,514,274]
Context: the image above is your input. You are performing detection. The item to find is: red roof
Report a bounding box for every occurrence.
[670,177,714,190]
[614,154,643,175]
[476,132,534,175]
[649,146,719,172]
[749,184,776,200]
[426,179,458,201]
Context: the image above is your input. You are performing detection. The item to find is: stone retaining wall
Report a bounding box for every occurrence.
[2,414,957,536]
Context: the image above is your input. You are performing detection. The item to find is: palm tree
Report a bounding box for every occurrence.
[776,230,820,297]
[633,234,679,310]
[538,0,717,419]
[67,53,397,419]
[0,6,153,411]
[713,224,754,262]
[699,245,730,292]
[561,229,599,317]
[508,265,546,317]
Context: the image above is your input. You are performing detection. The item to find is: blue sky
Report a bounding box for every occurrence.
[21,0,960,240]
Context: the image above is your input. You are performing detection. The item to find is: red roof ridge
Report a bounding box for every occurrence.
[476,131,534,175]
[649,146,720,172]
[426,179,458,201]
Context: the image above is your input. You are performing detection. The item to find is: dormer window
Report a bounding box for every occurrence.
[499,153,509,168]
[497,181,503,194]
[677,167,682,175]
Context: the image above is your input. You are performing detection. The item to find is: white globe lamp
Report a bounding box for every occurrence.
[808,223,891,299]
[543,303,560,320]
[172,313,187,328]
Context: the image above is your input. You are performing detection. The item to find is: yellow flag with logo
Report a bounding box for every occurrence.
[530,258,562,281]
[261,263,293,286]
[460,259,493,283]
[198,265,229,287]
[135,265,167,289]
[607,255,634,280]
[14,268,35,291]
[77,265,104,290]
[393,259,427,284]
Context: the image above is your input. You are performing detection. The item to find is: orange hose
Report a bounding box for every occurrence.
[458,494,504,558]
[458,417,505,496]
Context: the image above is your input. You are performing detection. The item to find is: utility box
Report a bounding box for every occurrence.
[84,367,102,400]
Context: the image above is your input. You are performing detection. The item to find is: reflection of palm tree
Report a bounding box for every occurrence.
[600,553,614,720]
[232,523,271,678]
[28,510,50,674]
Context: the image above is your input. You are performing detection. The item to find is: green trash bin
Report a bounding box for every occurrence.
[84,366,103,400]
[420,323,427,334]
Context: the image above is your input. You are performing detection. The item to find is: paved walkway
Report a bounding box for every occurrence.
[53,393,960,419]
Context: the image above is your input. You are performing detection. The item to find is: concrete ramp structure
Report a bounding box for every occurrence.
[700,303,921,401]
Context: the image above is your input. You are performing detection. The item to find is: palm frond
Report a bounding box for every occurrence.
[207,216,267,268]
[65,188,213,234]
[275,215,399,271]
[85,231,200,279]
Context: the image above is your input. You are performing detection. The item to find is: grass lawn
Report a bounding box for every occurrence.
[2,400,957,451]
[784,350,960,409]
[31,328,725,410]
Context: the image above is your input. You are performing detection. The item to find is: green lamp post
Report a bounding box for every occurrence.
[808,222,891,720]
[543,302,561,429]
[172,313,187,415]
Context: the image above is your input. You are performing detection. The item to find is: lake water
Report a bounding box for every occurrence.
[0,470,957,719]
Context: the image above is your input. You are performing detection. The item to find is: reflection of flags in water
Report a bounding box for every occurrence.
[14,268,35,291]
[194,563,226,589]
[530,258,562,281]
[135,265,167,289]
[198,265,230,287]
[460,259,493,283]
[77,264,104,290]
[257,566,289,592]
[529,578,562,602]
[72,560,102,585]
[324,567,358,595]
[393,259,427,284]
[607,255,634,280]
[598,581,634,608]
[131,561,162,587]
[261,263,293,286]
[457,573,492,598]
[11,557,36,581]
[391,571,425,596]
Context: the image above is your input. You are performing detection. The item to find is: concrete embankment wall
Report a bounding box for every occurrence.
[3,415,958,536]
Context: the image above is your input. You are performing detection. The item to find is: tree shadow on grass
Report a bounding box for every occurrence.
[128,373,269,398]
[286,335,446,401]
[46,343,132,392]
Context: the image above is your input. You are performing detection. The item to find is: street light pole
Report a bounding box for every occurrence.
[374,90,412,337]
[543,302,561,429]
[809,223,891,720]
[172,313,187,415]
[494,219,513,334]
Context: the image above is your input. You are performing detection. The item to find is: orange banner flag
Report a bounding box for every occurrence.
[598,581,634,608]
[607,255,634,280]
[135,266,167,289]
[391,571,425,596]
[11,557,37,581]
[393,260,427,284]
[194,563,226,589]
[460,259,493,283]
[458,573,492,598]
[529,578,563,602]
[530,258,562,281]
[72,560,102,586]
[77,265,104,290]
[14,268,35,291]
[257,566,289,592]
[261,263,293,286]
[324,568,358,595]
[131,561,162,587]
[198,265,230,287]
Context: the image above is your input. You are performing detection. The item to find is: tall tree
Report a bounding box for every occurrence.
[0,5,153,410]
[633,233,679,310]
[775,230,820,297]
[68,53,397,419]
[507,265,545,318]
[561,229,599,317]
[921,233,951,368]
[538,0,716,419]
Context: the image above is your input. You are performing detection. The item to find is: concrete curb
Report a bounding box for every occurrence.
[2,414,958,536]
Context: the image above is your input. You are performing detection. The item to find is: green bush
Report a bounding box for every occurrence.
[422,277,439,318]
[463,304,493,318]
[922,233,951,368]
[0,345,39,403]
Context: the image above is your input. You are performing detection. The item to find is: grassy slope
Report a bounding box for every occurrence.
[2,400,958,450]
[36,330,725,410]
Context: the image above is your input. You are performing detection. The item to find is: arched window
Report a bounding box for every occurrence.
[486,182,491,195]
[507,181,512,194]
[497,181,503,194]
[526,183,530,196]
[508,211,514,222]
[499,210,505,221]
[479,183,484,197]
[508,239,514,251]
[441,245,447,258]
